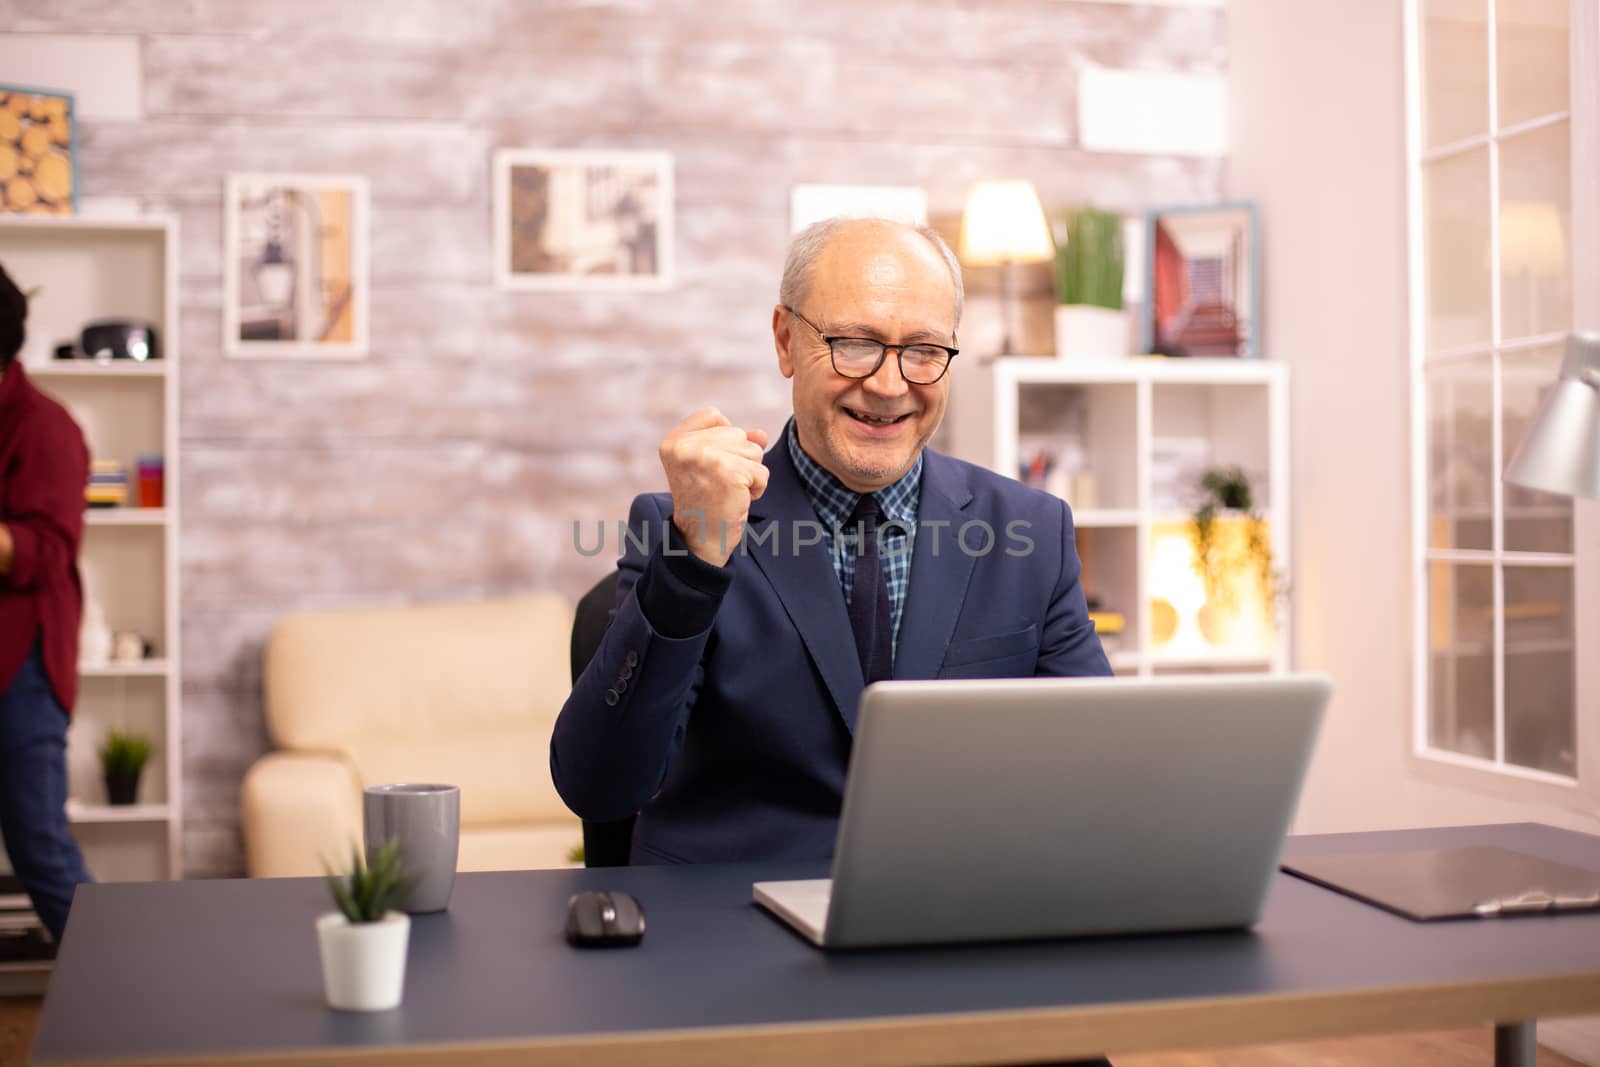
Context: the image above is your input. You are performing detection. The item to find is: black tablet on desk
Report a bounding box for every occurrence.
[1284,846,1600,921]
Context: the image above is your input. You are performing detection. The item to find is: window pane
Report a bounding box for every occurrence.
[1425,149,1493,351]
[1423,0,1490,148]
[1503,564,1575,776]
[1499,121,1572,341]
[1427,357,1494,550]
[1427,561,1495,758]
[1497,0,1569,128]
[1502,344,1574,553]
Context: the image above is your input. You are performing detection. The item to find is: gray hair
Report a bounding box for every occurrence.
[779,217,964,329]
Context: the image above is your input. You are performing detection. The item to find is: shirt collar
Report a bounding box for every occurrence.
[785,418,922,528]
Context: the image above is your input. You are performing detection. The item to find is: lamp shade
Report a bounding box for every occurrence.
[1499,202,1566,275]
[1504,330,1600,500]
[958,180,1054,266]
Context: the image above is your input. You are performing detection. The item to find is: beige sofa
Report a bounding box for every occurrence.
[242,595,582,878]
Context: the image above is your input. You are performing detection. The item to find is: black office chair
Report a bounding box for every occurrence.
[569,569,637,868]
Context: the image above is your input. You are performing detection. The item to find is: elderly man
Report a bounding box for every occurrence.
[553,216,1111,868]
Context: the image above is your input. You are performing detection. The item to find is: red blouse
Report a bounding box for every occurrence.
[0,363,89,712]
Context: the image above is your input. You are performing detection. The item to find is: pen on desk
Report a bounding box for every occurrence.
[1473,888,1600,916]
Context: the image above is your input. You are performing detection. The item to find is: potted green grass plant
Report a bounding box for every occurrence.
[1052,206,1127,358]
[317,839,414,1012]
[97,730,151,806]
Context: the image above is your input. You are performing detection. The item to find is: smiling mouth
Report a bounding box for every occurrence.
[844,407,912,427]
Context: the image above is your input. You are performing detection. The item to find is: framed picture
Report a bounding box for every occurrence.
[494,149,673,291]
[0,84,76,216]
[1141,202,1259,359]
[788,184,928,233]
[224,173,370,359]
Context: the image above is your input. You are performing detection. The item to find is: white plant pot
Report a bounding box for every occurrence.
[316,911,410,1012]
[1054,304,1129,359]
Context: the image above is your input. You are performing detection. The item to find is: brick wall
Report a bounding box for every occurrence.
[8,0,1225,876]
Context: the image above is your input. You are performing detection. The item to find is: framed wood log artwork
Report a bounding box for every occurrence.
[493,149,673,291]
[0,84,76,216]
[223,173,370,358]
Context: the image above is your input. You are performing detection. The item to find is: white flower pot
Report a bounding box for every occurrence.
[316,911,410,1012]
[1054,304,1129,359]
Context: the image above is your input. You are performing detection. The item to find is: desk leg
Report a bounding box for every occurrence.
[1495,1022,1536,1067]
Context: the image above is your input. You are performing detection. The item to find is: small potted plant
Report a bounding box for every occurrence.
[1052,206,1127,358]
[97,730,151,806]
[1188,465,1284,644]
[318,839,414,1012]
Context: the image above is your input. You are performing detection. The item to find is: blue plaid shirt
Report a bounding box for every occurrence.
[786,421,921,655]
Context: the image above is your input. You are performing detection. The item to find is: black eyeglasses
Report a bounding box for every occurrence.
[784,306,957,385]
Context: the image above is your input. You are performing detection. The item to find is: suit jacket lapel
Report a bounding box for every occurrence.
[745,440,864,732]
[893,450,977,681]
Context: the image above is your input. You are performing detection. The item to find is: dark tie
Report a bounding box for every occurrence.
[847,494,894,686]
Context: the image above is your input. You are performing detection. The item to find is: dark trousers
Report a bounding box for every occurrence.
[0,640,92,943]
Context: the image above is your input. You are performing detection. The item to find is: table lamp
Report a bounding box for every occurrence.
[959,179,1053,355]
[1503,330,1600,499]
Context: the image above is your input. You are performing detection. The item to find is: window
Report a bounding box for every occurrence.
[1407,0,1577,783]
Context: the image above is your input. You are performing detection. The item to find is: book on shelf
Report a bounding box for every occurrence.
[0,910,40,933]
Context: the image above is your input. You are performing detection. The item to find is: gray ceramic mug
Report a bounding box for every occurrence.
[362,783,460,914]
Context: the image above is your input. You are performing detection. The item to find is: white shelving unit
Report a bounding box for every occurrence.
[0,216,183,897]
[948,356,1290,676]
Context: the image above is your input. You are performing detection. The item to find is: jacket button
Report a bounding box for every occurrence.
[604,689,620,707]
[625,650,640,668]
[620,665,634,681]
[614,678,628,694]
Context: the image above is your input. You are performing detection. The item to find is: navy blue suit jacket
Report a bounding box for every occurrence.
[550,439,1111,865]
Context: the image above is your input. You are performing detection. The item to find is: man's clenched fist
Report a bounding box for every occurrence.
[658,408,771,566]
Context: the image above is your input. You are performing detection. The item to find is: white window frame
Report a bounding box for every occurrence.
[1405,0,1600,805]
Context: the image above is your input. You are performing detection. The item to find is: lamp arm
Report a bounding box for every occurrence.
[1558,329,1600,387]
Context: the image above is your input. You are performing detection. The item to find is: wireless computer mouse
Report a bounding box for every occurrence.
[564,890,646,947]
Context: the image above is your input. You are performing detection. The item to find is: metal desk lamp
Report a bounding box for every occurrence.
[1504,330,1600,499]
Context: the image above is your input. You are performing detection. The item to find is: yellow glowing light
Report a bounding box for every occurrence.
[1149,519,1276,658]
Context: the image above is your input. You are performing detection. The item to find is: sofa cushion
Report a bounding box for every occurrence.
[346,730,569,825]
[263,595,575,827]
[459,825,582,872]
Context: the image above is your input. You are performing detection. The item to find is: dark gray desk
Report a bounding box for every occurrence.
[31,823,1600,1067]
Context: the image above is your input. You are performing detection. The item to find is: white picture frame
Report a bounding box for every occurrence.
[223,173,370,359]
[493,149,674,291]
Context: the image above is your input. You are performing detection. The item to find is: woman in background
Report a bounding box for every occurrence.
[0,262,93,947]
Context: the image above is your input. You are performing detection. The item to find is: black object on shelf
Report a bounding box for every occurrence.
[79,320,160,362]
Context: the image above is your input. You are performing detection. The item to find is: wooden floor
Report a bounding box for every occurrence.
[0,1001,36,1067]
[0,998,1584,1067]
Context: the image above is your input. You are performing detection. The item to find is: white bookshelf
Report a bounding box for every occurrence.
[948,356,1291,676]
[78,660,171,679]
[30,361,167,379]
[0,215,183,893]
[86,507,169,527]
[65,802,174,825]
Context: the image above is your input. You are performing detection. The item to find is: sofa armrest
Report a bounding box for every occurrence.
[241,751,363,878]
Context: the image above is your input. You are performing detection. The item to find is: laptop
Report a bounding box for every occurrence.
[754,673,1331,949]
